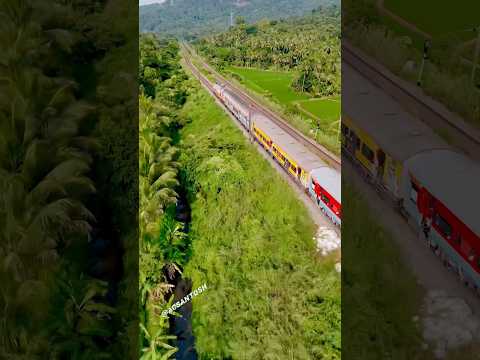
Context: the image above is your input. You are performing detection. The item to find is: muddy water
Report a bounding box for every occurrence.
[169,190,198,360]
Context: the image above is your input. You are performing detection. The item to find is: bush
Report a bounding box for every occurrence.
[178,83,341,359]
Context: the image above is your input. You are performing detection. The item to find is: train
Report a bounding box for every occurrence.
[343,63,480,293]
[212,83,342,226]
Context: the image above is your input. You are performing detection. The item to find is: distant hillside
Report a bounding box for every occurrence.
[140,0,338,38]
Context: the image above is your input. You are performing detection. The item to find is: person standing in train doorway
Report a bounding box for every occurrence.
[422,216,431,243]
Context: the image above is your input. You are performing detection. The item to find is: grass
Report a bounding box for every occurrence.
[384,0,479,38]
[225,66,309,104]
[178,80,341,359]
[224,65,341,154]
[342,181,430,359]
[296,97,341,124]
[343,180,480,359]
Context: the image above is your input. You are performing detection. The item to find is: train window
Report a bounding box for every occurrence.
[321,194,330,204]
[454,233,462,245]
[291,165,297,172]
[361,143,375,163]
[434,214,452,239]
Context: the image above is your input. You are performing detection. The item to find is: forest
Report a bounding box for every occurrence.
[138,34,190,358]
[0,0,137,358]
[196,6,341,98]
[140,0,337,39]
[138,35,341,359]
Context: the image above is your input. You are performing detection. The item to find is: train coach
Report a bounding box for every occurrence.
[252,112,342,225]
[342,63,480,292]
[213,83,342,226]
[213,84,251,129]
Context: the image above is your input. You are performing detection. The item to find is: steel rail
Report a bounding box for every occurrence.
[181,43,341,171]
[343,41,480,161]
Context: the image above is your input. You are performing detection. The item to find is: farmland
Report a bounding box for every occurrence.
[225,65,341,153]
[196,7,341,152]
[226,66,309,104]
[383,0,479,37]
[296,97,341,125]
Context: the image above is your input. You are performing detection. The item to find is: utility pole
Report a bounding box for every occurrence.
[471,26,480,85]
[417,40,430,87]
[230,10,234,27]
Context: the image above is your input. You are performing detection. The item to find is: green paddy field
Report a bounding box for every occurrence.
[225,66,341,123]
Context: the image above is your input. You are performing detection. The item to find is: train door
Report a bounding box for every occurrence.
[285,158,291,171]
[384,157,398,196]
[343,125,357,156]
[377,149,386,181]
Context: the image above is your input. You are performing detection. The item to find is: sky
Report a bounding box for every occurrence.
[139,0,166,6]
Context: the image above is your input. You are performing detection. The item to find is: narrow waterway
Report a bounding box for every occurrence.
[167,189,198,360]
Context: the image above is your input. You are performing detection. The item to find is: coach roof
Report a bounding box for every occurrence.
[253,112,328,172]
[223,87,251,116]
[311,167,341,204]
[343,64,451,162]
[405,149,480,236]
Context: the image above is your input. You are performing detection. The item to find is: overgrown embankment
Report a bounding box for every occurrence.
[342,181,428,359]
[178,81,341,359]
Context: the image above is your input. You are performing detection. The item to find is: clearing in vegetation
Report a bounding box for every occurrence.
[226,65,309,104]
[178,80,341,359]
[296,97,341,125]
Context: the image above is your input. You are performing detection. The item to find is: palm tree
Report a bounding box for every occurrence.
[0,0,96,355]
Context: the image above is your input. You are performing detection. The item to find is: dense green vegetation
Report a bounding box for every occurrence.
[198,7,340,97]
[140,0,337,39]
[139,35,189,358]
[342,182,429,359]
[192,7,341,153]
[0,0,137,358]
[179,80,341,359]
[138,33,341,359]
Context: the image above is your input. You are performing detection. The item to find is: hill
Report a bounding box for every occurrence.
[140,0,338,38]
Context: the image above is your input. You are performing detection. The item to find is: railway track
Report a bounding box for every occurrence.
[182,50,341,235]
[181,43,341,172]
[343,41,480,162]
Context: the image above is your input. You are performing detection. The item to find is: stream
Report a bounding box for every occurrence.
[168,189,198,360]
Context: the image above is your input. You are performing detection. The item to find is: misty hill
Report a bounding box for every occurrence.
[140,0,338,38]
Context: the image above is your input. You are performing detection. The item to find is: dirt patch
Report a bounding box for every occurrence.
[421,290,480,358]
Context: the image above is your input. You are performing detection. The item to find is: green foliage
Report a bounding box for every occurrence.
[140,0,338,39]
[0,0,139,358]
[342,182,429,359]
[178,82,341,359]
[197,7,340,98]
[139,35,191,360]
